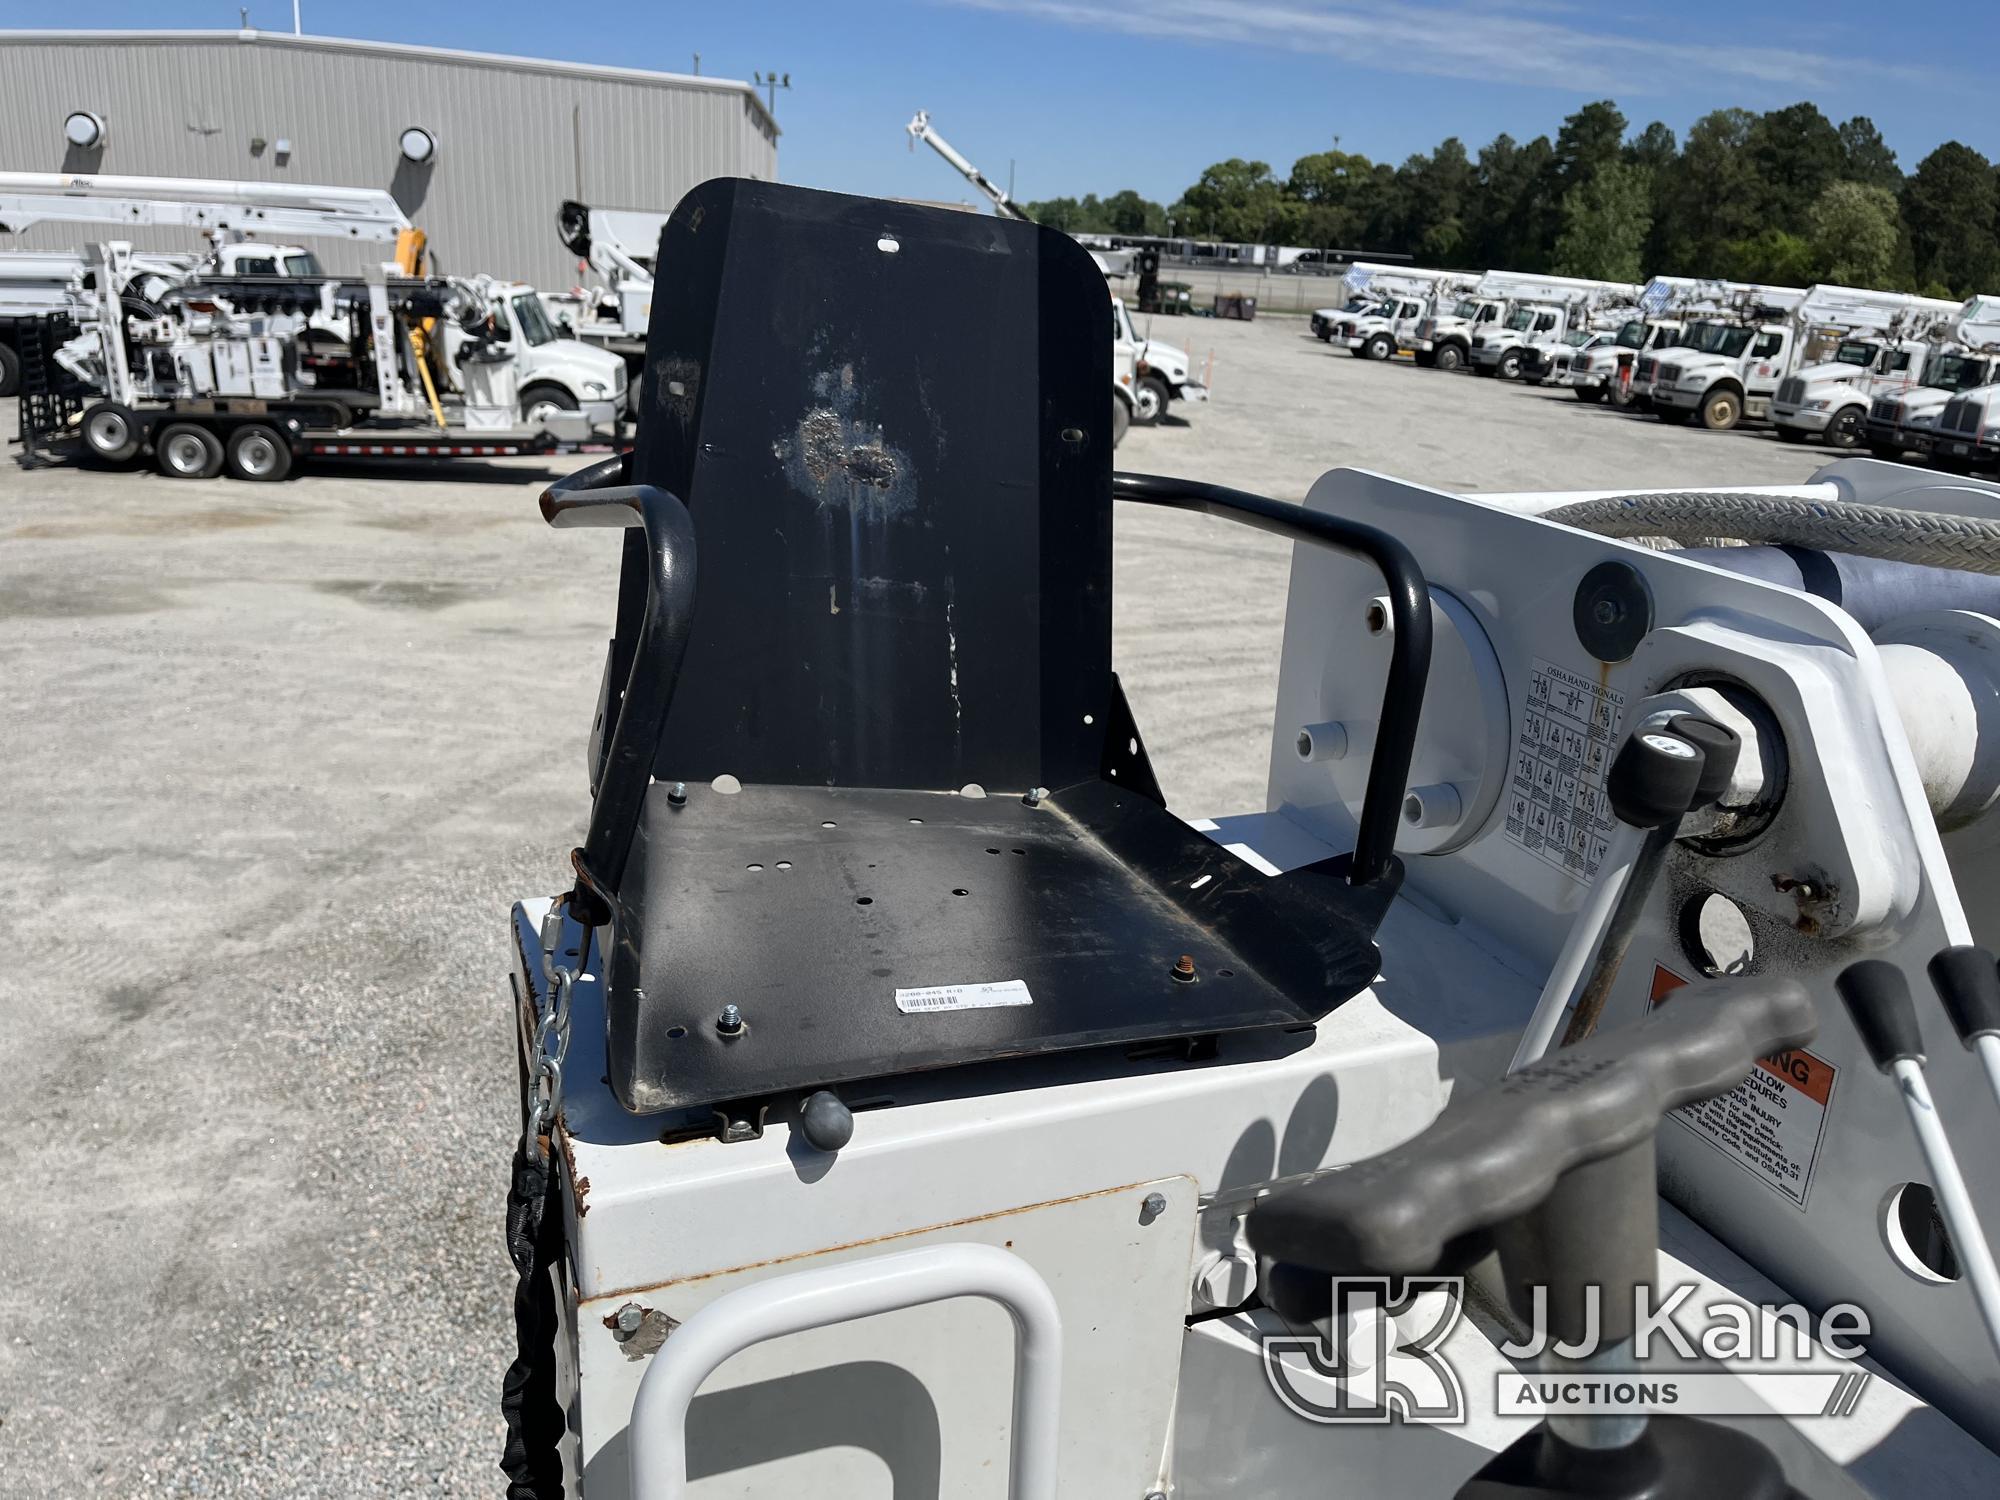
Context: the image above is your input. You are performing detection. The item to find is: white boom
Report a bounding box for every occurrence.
[906,111,1030,223]
[0,171,411,243]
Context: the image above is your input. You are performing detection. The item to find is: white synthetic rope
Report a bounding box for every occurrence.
[1542,492,2000,575]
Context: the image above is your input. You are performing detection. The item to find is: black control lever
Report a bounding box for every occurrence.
[1250,978,1815,1499]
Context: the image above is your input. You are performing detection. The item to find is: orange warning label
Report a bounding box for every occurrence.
[1757,1047,1835,1108]
[1650,964,1690,1005]
[1671,1036,1838,1210]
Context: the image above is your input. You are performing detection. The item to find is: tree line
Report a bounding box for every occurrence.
[1022,101,2000,299]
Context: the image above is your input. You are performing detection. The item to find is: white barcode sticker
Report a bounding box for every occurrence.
[895,980,1035,1014]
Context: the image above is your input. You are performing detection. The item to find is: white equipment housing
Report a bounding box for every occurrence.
[516,455,2000,1497]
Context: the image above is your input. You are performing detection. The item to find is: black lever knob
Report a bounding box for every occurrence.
[797,1090,855,1153]
[1836,959,1926,1071]
[1928,945,2000,1045]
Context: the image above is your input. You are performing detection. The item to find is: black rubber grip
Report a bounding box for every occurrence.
[1606,729,1705,829]
[1245,978,1816,1277]
[1928,946,2000,1045]
[1669,714,1741,807]
[1836,959,1926,1070]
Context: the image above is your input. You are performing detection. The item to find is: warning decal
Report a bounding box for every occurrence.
[1505,658,1624,885]
[1671,1044,1837,1209]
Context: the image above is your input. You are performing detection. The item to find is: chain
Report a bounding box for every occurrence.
[526,909,582,1153]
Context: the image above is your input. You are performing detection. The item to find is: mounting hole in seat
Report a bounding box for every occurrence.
[712,773,742,794]
[776,861,793,870]
[909,817,924,825]
[1680,891,1754,976]
[821,820,837,828]
[959,783,986,799]
[1216,968,1235,978]
[855,896,874,906]
[1883,1182,1960,1283]
[952,888,969,896]
[876,235,900,254]
[1365,600,1388,634]
[1128,737,1139,755]
[1011,848,1025,855]
[746,863,764,872]
[986,847,1000,854]
[666,1026,687,1039]
[1083,714,1094,726]
[1190,874,1213,890]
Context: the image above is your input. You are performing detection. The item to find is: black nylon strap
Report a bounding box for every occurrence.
[500,1136,569,1499]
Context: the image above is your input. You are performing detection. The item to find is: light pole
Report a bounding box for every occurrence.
[753,71,791,118]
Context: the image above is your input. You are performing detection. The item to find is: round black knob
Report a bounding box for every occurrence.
[1606,729,1705,829]
[798,1090,854,1152]
[1836,959,1925,1071]
[1668,714,1742,808]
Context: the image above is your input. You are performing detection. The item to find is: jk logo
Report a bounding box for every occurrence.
[1261,1277,1467,1424]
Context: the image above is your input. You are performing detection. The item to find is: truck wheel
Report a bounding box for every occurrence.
[1775,426,1808,444]
[154,422,224,479]
[1132,375,1169,426]
[521,384,579,428]
[226,422,292,482]
[1364,333,1395,361]
[1434,344,1465,373]
[1825,407,1865,450]
[1497,350,1524,381]
[1699,389,1741,430]
[0,342,19,398]
[81,402,143,464]
[1111,395,1130,448]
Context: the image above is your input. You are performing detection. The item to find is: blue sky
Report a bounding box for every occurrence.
[29,2,1995,208]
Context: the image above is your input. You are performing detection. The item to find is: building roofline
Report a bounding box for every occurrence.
[0,29,781,138]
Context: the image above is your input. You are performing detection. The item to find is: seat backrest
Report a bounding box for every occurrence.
[620,179,1112,794]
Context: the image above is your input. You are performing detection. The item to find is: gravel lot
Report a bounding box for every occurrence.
[0,318,1826,1494]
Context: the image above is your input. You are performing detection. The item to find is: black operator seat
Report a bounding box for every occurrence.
[543,179,1429,1115]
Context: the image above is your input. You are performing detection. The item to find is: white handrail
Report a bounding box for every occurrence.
[629,1242,1065,1500]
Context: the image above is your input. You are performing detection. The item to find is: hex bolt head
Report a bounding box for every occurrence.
[717,1003,744,1036]
[1140,1191,1168,1224]
[1170,954,1197,984]
[666,780,688,806]
[613,1303,645,1339]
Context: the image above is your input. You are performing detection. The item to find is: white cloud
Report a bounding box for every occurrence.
[942,0,1934,97]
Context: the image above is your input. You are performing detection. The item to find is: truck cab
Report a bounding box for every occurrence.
[1649,321,1792,429]
[1526,327,1613,385]
[1310,296,1373,342]
[1926,381,2000,471]
[207,242,326,278]
[444,281,629,427]
[1470,301,1575,379]
[1113,296,1207,427]
[1770,337,1926,448]
[1868,348,2000,460]
[1409,296,1501,372]
[1570,318,1683,405]
[1338,296,1427,361]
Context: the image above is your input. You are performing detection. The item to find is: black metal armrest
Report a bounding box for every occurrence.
[540,453,698,924]
[1111,472,1432,888]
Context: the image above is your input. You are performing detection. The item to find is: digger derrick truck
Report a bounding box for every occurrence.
[1311,265,1475,359]
[1859,296,2000,462]
[1769,293,1961,449]
[1650,283,1951,433]
[1467,275,1643,380]
[504,179,2000,1500]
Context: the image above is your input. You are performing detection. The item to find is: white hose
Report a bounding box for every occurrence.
[1543,492,2000,575]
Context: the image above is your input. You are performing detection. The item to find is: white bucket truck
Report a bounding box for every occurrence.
[1308,263,1437,344]
[1565,277,1712,405]
[1467,274,1642,380]
[545,199,670,369]
[1321,267,1478,361]
[1866,296,2000,461]
[1768,291,1960,447]
[1650,283,1949,432]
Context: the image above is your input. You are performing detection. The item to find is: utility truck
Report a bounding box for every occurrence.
[1650,283,1950,432]
[906,109,1206,434]
[1565,278,1724,406]
[1867,298,2000,461]
[1769,292,1960,447]
[1406,269,1615,373]
[1467,275,1642,379]
[0,170,627,437]
[19,237,627,479]
[545,199,671,368]
[1337,272,1481,361]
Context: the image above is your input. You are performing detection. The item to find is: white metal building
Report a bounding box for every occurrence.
[0,29,780,288]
